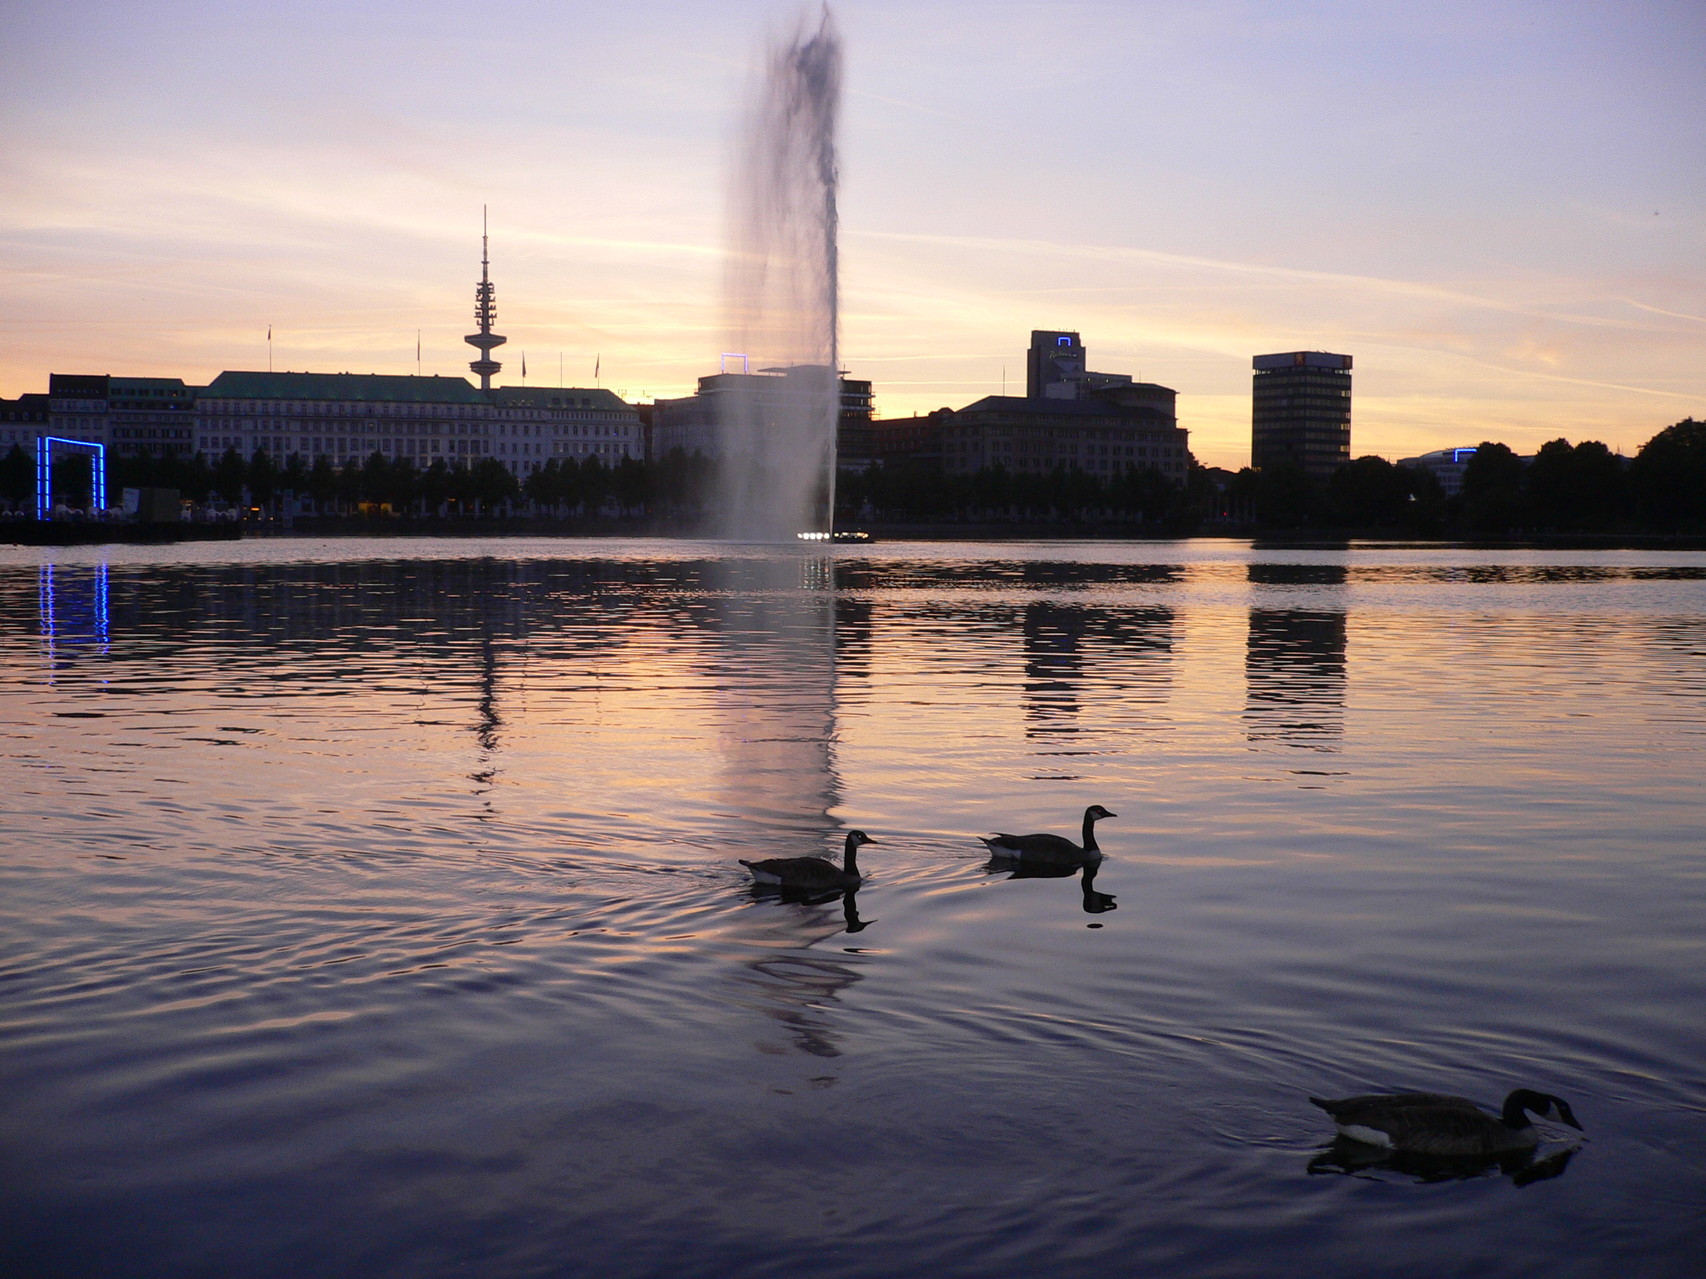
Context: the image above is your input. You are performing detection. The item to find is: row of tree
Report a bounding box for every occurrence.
[4,418,1701,533]
[0,446,670,519]
[1230,419,1705,535]
[1,442,1204,527]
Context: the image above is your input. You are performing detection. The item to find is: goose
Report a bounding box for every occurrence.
[981,805,1115,861]
[741,830,874,891]
[1309,1088,1583,1156]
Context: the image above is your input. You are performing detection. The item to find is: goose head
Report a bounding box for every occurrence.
[1086,805,1117,823]
[1506,1090,1583,1131]
[845,830,875,851]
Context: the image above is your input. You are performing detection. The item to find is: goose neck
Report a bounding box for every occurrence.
[1500,1092,1539,1129]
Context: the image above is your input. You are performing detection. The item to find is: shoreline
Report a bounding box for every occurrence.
[6,514,1704,551]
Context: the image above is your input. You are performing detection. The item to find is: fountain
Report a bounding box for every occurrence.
[719,5,843,540]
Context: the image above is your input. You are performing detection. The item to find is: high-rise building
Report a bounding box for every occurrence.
[1251,351,1351,478]
[1027,330,1087,400]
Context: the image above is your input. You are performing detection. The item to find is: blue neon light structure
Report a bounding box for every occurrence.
[36,436,106,519]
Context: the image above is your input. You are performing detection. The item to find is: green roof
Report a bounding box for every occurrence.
[491,387,633,412]
[110,376,194,391]
[958,395,1175,422]
[204,371,488,404]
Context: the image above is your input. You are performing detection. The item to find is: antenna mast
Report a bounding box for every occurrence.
[464,206,507,391]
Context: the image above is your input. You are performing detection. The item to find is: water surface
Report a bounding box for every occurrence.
[3,538,1703,1277]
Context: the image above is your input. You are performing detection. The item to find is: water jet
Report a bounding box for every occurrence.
[720,5,843,541]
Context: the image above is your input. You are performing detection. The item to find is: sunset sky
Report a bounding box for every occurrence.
[2,0,1701,469]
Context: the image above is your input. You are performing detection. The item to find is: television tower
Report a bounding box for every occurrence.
[464,207,506,390]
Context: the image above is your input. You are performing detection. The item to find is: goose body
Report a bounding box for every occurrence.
[741,830,873,891]
[1309,1088,1582,1156]
[981,805,1115,861]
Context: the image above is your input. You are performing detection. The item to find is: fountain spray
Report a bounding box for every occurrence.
[721,5,843,540]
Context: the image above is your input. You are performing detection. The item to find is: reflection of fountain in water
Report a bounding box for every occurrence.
[705,555,841,855]
[703,552,868,1058]
[720,6,842,539]
[739,889,870,1059]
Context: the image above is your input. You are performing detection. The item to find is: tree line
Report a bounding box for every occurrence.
[1228,419,1705,535]
[4,417,1701,534]
[0,446,691,520]
[842,418,1705,534]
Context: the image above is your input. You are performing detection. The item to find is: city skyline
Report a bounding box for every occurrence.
[3,0,1702,470]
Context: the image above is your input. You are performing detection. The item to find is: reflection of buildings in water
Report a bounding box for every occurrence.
[737,889,870,1059]
[470,630,502,790]
[1022,603,1085,736]
[1651,617,1706,704]
[1021,602,1175,740]
[37,563,110,665]
[1244,563,1348,753]
[833,594,874,684]
[1243,609,1347,751]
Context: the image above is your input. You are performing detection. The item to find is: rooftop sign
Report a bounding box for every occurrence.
[1253,351,1352,371]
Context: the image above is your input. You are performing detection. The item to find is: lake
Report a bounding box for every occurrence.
[2,537,1703,1278]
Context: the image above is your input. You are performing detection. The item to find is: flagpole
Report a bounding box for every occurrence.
[268,325,273,373]
[416,330,421,377]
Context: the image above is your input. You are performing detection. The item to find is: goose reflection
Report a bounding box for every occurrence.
[984,855,1117,916]
[738,886,873,1058]
[746,883,873,932]
[1307,1139,1578,1187]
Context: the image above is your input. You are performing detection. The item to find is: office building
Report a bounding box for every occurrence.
[5,371,639,482]
[650,364,875,471]
[875,331,1190,482]
[0,392,52,452]
[1251,351,1352,478]
[196,372,639,472]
